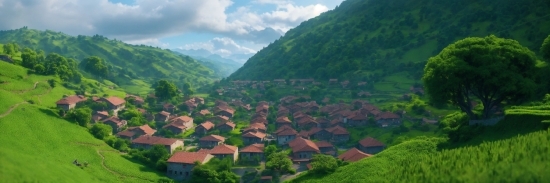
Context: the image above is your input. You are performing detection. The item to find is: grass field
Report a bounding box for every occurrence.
[0,62,165,182]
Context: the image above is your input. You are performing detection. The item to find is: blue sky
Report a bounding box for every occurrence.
[0,0,343,62]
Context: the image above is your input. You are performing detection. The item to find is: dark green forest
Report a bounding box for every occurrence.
[229,0,550,82]
[0,27,219,88]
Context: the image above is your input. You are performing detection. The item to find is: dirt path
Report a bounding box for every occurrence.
[96,150,126,177]
[0,102,27,118]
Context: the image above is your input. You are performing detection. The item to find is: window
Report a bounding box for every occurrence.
[186,172,189,176]
[180,171,182,175]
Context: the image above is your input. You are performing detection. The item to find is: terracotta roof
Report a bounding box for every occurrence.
[209,144,238,154]
[376,112,400,120]
[338,148,372,162]
[242,131,266,139]
[240,144,264,153]
[56,95,87,105]
[327,126,349,135]
[102,116,127,126]
[261,176,272,180]
[359,137,385,147]
[200,135,225,142]
[129,124,157,136]
[132,135,180,146]
[116,130,135,138]
[171,115,193,123]
[276,116,292,124]
[288,137,319,153]
[163,123,186,130]
[217,121,236,128]
[103,96,125,106]
[158,111,170,117]
[198,121,215,130]
[199,109,211,115]
[167,152,211,164]
[315,141,334,148]
[274,126,298,136]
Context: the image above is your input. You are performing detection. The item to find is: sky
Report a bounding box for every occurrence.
[0,0,343,62]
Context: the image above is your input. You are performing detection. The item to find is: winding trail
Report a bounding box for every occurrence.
[0,102,28,118]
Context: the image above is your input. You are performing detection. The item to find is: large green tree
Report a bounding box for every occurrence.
[154,80,178,101]
[423,35,538,119]
[81,56,109,77]
[310,154,339,174]
[89,123,112,139]
[266,152,296,176]
[542,35,550,60]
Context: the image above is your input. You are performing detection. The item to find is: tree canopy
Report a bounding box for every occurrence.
[542,35,550,60]
[154,80,179,101]
[90,123,112,140]
[422,35,538,119]
[310,154,339,174]
[81,56,109,77]
[266,152,296,175]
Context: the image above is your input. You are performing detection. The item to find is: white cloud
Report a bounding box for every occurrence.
[181,37,255,57]
[260,3,329,32]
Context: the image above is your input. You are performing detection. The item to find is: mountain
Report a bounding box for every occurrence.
[229,0,550,82]
[174,49,243,77]
[0,27,219,89]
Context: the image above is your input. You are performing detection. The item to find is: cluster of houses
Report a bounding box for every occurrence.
[55,90,407,181]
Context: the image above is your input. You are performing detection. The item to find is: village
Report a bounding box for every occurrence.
[54,78,438,182]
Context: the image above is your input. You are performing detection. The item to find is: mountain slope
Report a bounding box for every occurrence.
[229,0,550,81]
[0,27,219,88]
[173,49,242,77]
[0,61,164,182]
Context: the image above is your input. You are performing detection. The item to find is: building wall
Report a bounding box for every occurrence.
[168,140,184,154]
[167,162,194,180]
[199,141,220,149]
[277,135,296,145]
[57,104,75,111]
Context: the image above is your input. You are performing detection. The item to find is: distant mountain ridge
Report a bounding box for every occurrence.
[174,48,243,77]
[229,0,550,82]
[0,27,219,88]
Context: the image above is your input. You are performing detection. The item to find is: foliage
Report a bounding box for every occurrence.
[154,79,178,101]
[190,157,239,183]
[423,35,538,119]
[264,145,278,159]
[66,107,92,127]
[542,35,550,60]
[310,154,339,174]
[128,144,170,171]
[90,123,113,140]
[266,152,296,175]
[229,0,550,81]
[80,56,110,78]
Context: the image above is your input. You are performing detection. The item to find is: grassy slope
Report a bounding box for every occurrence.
[289,114,550,183]
[0,62,164,182]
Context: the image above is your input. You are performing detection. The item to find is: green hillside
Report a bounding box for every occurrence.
[0,27,219,91]
[0,61,164,182]
[289,114,550,183]
[229,0,550,82]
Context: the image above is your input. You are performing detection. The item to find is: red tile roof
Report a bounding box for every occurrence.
[163,123,186,130]
[56,95,87,105]
[240,144,264,153]
[359,137,385,147]
[276,116,292,124]
[158,111,170,117]
[171,116,193,123]
[126,124,157,136]
[288,137,319,153]
[242,131,266,139]
[315,141,334,148]
[338,148,372,162]
[167,152,211,164]
[327,126,349,135]
[217,121,236,128]
[132,135,180,146]
[200,135,225,142]
[375,112,400,120]
[199,109,211,115]
[209,144,238,154]
[103,96,125,106]
[116,130,135,138]
[198,121,215,130]
[274,126,298,136]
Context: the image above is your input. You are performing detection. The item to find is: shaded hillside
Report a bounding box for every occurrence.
[0,27,219,88]
[230,0,550,81]
[173,50,242,77]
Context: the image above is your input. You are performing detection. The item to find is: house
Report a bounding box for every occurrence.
[162,123,188,135]
[243,123,267,134]
[131,136,184,154]
[338,148,372,162]
[163,103,177,113]
[116,124,156,140]
[358,137,385,154]
[125,95,144,105]
[240,144,264,161]
[315,141,336,156]
[242,131,266,145]
[193,97,205,104]
[275,116,292,129]
[102,116,127,133]
[297,117,318,130]
[195,121,215,136]
[274,126,298,145]
[100,96,126,112]
[201,144,239,162]
[155,111,171,122]
[92,111,110,122]
[167,152,214,181]
[196,109,211,117]
[376,112,401,127]
[56,95,87,111]
[327,126,350,143]
[215,108,235,119]
[317,117,331,128]
[170,116,194,129]
[288,137,320,161]
[208,115,229,124]
[199,135,225,149]
[345,112,368,126]
[217,122,236,133]
[422,118,438,124]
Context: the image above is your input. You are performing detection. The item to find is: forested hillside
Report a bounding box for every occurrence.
[229,0,550,81]
[172,50,242,77]
[0,27,219,88]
